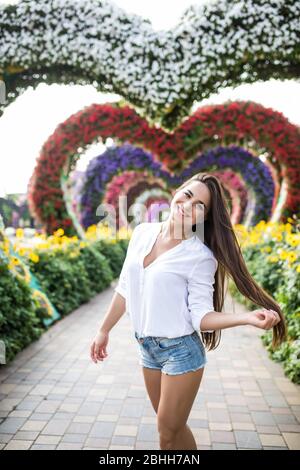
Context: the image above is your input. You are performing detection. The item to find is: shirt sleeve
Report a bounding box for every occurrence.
[114,223,143,299]
[187,253,218,333]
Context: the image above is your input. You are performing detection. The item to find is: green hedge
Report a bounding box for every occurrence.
[0,261,42,362]
[229,247,300,384]
[28,240,127,316]
[0,238,128,362]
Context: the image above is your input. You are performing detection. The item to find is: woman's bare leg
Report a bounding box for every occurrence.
[157,367,205,450]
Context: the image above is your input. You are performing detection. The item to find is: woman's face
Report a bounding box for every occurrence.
[170,180,211,226]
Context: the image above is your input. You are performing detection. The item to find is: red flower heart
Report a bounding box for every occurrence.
[28,101,300,234]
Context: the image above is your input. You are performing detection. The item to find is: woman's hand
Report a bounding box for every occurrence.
[247,308,281,330]
[90,330,109,363]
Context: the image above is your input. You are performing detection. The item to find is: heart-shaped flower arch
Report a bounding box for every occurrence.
[0,0,299,129]
[27,101,300,235]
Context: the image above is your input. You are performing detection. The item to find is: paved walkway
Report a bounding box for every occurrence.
[0,282,300,450]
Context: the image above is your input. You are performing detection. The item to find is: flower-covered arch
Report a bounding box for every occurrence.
[0,0,299,129]
[27,101,300,235]
[212,170,249,225]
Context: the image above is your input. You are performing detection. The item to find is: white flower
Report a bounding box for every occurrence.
[0,0,299,127]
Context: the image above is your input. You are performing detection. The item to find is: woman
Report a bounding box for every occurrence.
[90,172,287,450]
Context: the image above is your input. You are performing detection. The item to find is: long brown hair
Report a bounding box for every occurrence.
[174,172,287,351]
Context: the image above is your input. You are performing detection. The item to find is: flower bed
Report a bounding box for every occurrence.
[230,219,300,383]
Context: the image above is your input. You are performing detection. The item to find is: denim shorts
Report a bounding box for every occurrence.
[134,330,207,375]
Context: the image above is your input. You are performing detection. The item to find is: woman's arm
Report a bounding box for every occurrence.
[90,292,126,363]
[98,291,126,334]
[199,308,281,332]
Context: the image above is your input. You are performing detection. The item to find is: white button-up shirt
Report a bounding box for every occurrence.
[114,221,218,337]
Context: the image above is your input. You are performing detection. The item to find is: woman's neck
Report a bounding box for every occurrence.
[160,217,193,241]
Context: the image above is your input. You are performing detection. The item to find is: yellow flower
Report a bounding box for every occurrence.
[256,220,266,229]
[286,233,300,247]
[53,228,64,237]
[29,252,39,263]
[261,246,272,253]
[287,252,297,263]
[279,251,288,260]
[86,225,97,233]
[17,247,26,257]
[296,265,300,273]
[268,255,279,263]
[16,228,24,238]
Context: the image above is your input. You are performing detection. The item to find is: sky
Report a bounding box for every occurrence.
[0,0,300,196]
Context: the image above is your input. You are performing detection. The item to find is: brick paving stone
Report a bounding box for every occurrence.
[112,416,140,426]
[251,411,276,426]
[56,443,81,450]
[66,422,92,434]
[0,417,27,434]
[193,428,211,446]
[259,434,286,447]
[41,419,71,436]
[0,433,13,443]
[229,412,253,423]
[73,415,95,424]
[256,425,280,434]
[20,420,47,432]
[277,424,300,433]
[61,433,87,444]
[135,441,159,450]
[14,431,40,440]
[4,440,33,450]
[0,289,299,450]
[34,435,61,445]
[231,422,256,431]
[273,413,298,424]
[282,432,300,450]
[263,446,288,450]
[210,430,235,443]
[84,437,111,448]
[111,435,136,446]
[9,410,32,418]
[137,423,157,441]
[89,421,116,438]
[31,444,57,450]
[234,430,262,449]
[212,443,237,450]
[109,444,135,449]
[114,424,138,436]
[209,422,233,431]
